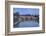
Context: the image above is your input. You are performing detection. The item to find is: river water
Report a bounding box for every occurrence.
[14,20,39,28]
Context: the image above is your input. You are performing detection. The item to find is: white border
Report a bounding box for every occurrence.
[10,5,42,32]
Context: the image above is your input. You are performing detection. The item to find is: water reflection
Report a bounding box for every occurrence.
[13,19,39,28]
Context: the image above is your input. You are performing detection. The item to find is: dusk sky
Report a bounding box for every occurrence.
[13,8,39,15]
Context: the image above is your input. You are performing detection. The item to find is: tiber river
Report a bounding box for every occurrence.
[13,19,39,28]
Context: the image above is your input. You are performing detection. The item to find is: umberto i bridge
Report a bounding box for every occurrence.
[15,15,38,20]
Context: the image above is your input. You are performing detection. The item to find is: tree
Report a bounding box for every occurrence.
[13,12,20,23]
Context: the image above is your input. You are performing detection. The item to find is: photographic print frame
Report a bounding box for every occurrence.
[5,1,45,36]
